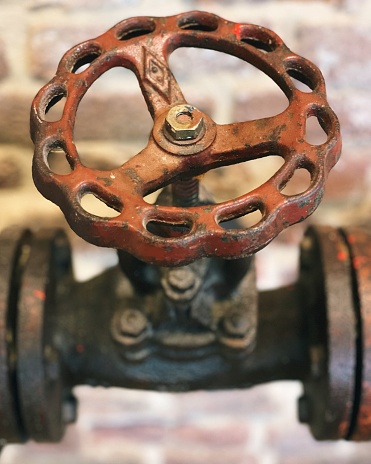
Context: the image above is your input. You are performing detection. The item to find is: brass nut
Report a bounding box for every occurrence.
[164,104,205,141]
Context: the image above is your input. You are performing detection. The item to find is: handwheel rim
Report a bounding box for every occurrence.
[31,11,341,266]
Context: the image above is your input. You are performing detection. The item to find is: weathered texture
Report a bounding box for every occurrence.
[0,0,371,462]
[0,224,308,443]
[299,226,356,440]
[73,92,153,142]
[342,227,371,441]
[31,12,341,266]
[233,91,289,122]
[324,148,370,204]
[0,90,34,147]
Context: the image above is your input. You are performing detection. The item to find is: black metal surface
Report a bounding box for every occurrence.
[1,224,371,445]
[54,268,307,390]
[0,228,75,444]
[17,229,73,442]
[341,227,371,441]
[31,12,341,266]
[0,228,31,444]
[299,226,357,440]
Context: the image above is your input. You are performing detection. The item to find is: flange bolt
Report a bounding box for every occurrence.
[120,308,148,337]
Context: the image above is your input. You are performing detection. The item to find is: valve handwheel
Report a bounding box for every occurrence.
[31,11,341,266]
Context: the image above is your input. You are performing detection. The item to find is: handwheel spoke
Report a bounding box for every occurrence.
[132,40,187,119]
[116,141,186,196]
[211,110,305,165]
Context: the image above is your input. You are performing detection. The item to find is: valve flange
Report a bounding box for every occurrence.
[31,11,341,266]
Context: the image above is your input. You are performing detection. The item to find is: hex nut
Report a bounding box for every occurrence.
[167,268,196,292]
[120,308,148,337]
[164,104,205,141]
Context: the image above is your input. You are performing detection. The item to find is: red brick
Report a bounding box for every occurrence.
[277,434,371,464]
[170,421,248,447]
[0,87,203,150]
[29,0,140,9]
[74,92,153,143]
[79,0,140,7]
[1,424,82,463]
[281,456,358,464]
[28,0,61,8]
[0,40,8,80]
[323,145,370,204]
[0,89,34,146]
[233,90,289,122]
[198,0,265,4]
[165,447,259,464]
[297,25,371,90]
[330,91,371,140]
[169,47,261,81]
[28,24,104,80]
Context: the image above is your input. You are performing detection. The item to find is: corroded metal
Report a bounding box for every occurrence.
[51,251,305,390]
[342,226,371,441]
[31,11,341,266]
[0,228,74,445]
[298,225,371,441]
[0,228,31,443]
[17,229,73,442]
[299,226,356,440]
[5,224,371,444]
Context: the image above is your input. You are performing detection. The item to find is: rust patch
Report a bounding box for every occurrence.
[97,177,113,187]
[124,168,142,184]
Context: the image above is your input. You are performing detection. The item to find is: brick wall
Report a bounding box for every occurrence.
[1,0,371,462]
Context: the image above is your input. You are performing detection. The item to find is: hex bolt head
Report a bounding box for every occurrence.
[167,268,196,292]
[120,308,148,337]
[164,104,205,141]
[223,313,250,337]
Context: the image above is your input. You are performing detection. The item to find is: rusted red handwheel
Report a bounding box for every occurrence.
[31,11,341,266]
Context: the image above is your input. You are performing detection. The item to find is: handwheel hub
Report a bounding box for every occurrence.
[153,103,216,155]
